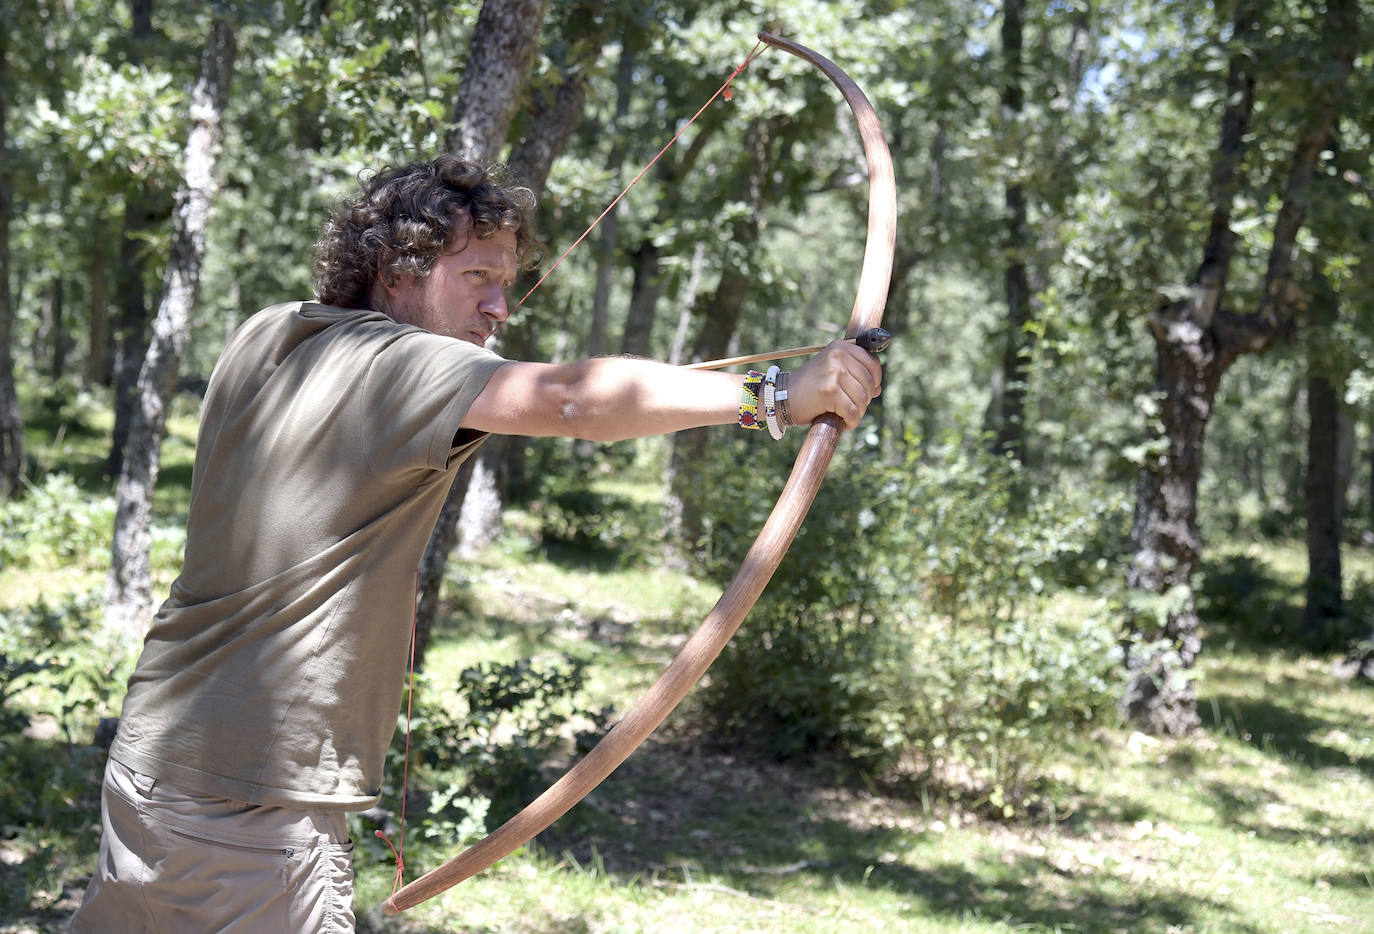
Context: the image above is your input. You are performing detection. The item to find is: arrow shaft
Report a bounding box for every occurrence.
[683,340,836,370]
[684,328,890,371]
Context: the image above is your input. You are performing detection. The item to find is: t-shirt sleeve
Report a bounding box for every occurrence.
[360,329,509,479]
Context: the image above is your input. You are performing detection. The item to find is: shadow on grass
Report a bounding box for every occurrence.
[533,744,1248,934]
[1200,693,1374,782]
[1196,551,1306,653]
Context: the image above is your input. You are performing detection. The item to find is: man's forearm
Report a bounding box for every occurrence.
[545,357,744,442]
[462,357,743,442]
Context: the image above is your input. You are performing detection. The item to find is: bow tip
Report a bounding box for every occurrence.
[381,896,401,916]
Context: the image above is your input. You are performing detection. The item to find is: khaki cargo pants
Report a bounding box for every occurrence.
[69,757,356,933]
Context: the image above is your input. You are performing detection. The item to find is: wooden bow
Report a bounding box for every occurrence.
[382,30,897,915]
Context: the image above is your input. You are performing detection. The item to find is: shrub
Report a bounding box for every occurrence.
[0,592,124,833]
[365,654,613,867]
[525,472,664,567]
[695,437,1124,814]
[0,473,114,571]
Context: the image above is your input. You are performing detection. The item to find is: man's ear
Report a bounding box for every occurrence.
[370,268,413,316]
[379,267,411,295]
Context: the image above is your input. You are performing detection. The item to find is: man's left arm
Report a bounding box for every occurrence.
[459,340,881,442]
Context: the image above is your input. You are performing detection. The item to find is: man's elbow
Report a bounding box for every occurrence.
[556,398,634,443]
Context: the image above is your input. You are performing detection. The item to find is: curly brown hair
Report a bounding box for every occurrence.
[313,155,542,311]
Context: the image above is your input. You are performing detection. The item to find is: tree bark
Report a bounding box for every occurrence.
[995,0,1032,463]
[1123,0,1356,733]
[0,23,22,500]
[667,120,774,546]
[105,16,237,645]
[445,0,549,161]
[1302,267,1343,638]
[36,279,66,382]
[586,41,636,359]
[106,0,169,476]
[454,0,610,552]
[85,213,113,387]
[619,241,662,358]
[416,0,561,671]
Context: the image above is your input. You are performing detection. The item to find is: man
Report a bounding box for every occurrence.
[71,154,882,932]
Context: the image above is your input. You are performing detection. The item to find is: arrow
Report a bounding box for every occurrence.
[683,327,891,370]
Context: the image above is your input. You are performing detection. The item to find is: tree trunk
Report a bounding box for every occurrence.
[445,0,549,161]
[36,279,66,382]
[995,0,1031,463]
[669,215,762,546]
[659,242,707,555]
[85,213,113,387]
[107,3,171,476]
[666,116,778,547]
[0,24,22,500]
[1123,0,1355,733]
[578,40,637,359]
[619,241,661,358]
[105,16,237,645]
[451,1,610,555]
[1123,332,1226,734]
[667,243,706,366]
[415,0,555,670]
[1302,268,1343,638]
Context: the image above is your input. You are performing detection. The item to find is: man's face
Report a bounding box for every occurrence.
[385,227,519,347]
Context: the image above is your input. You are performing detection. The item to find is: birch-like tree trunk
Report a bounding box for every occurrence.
[667,118,778,546]
[105,16,237,645]
[586,41,636,359]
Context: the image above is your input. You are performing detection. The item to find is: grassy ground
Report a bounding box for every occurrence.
[1,407,1371,932]
[336,535,1374,934]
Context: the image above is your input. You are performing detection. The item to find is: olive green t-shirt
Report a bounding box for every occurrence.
[111,301,508,810]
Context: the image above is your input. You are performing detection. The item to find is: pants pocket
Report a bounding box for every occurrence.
[285,841,356,934]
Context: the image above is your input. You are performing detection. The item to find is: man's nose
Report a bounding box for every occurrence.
[480,288,509,322]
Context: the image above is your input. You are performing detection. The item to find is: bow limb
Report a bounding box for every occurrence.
[382,32,896,915]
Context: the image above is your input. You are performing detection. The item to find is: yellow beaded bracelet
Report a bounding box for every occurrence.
[738,370,765,430]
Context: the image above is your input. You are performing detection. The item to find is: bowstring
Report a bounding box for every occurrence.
[378,573,420,895]
[513,38,768,311]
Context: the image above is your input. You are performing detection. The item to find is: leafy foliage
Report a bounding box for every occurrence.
[0,474,114,571]
[524,468,664,567]
[364,654,613,868]
[695,438,1126,813]
[0,591,122,835]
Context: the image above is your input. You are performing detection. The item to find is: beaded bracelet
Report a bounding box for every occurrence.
[738,370,765,430]
[775,371,794,428]
[763,366,785,440]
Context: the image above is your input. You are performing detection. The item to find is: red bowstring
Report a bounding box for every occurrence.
[513,38,768,311]
[377,573,421,894]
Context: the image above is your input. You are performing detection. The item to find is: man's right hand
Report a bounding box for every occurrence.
[785,340,884,431]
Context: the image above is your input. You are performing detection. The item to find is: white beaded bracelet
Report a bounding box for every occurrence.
[763,365,785,440]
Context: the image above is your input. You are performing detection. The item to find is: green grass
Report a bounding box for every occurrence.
[336,534,1374,934]
[2,416,1372,932]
